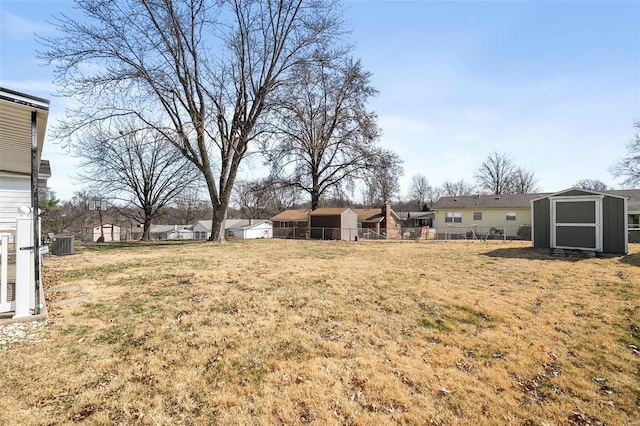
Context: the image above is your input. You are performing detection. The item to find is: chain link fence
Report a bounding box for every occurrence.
[628,227,640,243]
[273,226,533,241]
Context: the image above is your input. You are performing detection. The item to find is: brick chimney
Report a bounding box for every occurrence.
[383,203,392,236]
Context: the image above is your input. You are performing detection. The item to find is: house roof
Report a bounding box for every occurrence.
[396,211,434,220]
[351,208,382,222]
[352,207,402,223]
[270,209,310,222]
[433,189,640,213]
[193,219,272,231]
[432,193,550,210]
[0,87,49,176]
[226,219,272,230]
[608,189,640,212]
[151,225,192,234]
[309,208,355,216]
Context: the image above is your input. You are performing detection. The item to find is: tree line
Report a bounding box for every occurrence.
[40,146,617,239]
[37,0,633,241]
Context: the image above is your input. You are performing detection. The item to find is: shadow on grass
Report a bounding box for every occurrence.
[617,252,640,267]
[481,247,622,262]
[76,240,206,253]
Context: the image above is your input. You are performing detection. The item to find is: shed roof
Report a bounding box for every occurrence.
[432,193,549,210]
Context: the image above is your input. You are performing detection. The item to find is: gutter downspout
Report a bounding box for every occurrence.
[31,111,41,315]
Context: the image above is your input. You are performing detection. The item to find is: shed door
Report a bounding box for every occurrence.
[551,197,602,251]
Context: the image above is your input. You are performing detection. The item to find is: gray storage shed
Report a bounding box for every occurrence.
[531,188,628,254]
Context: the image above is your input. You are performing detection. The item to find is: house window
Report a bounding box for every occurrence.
[445,212,462,223]
[280,221,289,228]
[506,212,516,221]
[473,212,482,221]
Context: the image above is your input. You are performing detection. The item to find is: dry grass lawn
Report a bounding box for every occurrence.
[1,239,639,425]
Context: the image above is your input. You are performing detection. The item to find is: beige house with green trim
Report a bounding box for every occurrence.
[432,193,548,239]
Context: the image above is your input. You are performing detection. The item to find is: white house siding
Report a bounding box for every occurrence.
[167,229,195,240]
[192,221,211,239]
[238,223,272,239]
[434,208,531,238]
[0,174,30,225]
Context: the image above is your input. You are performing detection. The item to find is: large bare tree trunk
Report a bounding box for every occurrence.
[209,207,227,243]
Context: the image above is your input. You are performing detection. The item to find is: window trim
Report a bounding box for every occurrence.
[445,212,462,223]
[506,212,517,221]
[473,212,482,221]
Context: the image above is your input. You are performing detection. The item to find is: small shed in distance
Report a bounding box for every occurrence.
[309,208,358,240]
[531,188,628,254]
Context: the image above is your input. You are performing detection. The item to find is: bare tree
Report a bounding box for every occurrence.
[474,151,516,194]
[40,0,345,242]
[362,149,404,206]
[408,174,433,210]
[171,188,211,224]
[266,57,387,210]
[234,180,269,220]
[574,179,610,191]
[75,121,199,240]
[611,121,640,188]
[60,190,94,237]
[234,177,303,218]
[511,166,539,194]
[262,178,304,216]
[439,180,476,197]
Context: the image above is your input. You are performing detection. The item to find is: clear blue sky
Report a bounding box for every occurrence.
[1,0,639,201]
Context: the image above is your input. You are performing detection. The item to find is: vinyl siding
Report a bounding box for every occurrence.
[0,174,30,225]
[532,198,551,248]
[603,196,626,254]
[434,208,532,237]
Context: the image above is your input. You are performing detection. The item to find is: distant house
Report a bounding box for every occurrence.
[607,189,640,228]
[352,203,403,239]
[192,220,212,239]
[192,218,272,240]
[270,209,310,239]
[309,208,358,240]
[225,219,272,239]
[396,211,434,228]
[150,225,194,240]
[271,204,404,239]
[432,193,546,239]
[85,223,122,242]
